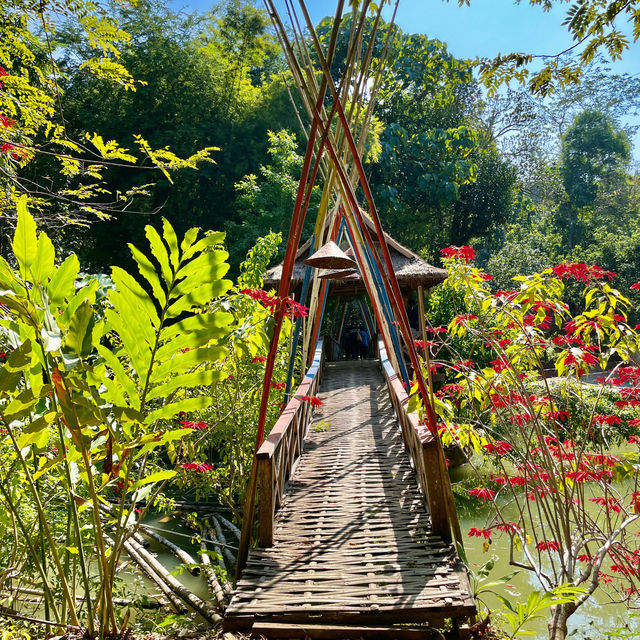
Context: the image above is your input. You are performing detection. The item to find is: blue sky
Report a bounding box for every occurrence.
[172,0,640,157]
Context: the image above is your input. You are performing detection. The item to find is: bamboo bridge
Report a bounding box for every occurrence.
[225,340,476,638]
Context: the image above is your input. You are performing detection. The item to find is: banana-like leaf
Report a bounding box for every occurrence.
[145,225,173,287]
[146,369,226,401]
[61,279,98,325]
[144,395,216,424]
[13,197,37,277]
[128,243,167,307]
[47,254,80,306]
[33,233,56,283]
[65,300,97,359]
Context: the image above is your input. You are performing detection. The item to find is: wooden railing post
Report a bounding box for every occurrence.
[258,455,274,547]
[422,439,451,542]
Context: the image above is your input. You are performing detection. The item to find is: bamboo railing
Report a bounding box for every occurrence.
[257,338,325,547]
[378,340,452,542]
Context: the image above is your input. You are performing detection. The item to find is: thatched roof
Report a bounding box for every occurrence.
[264,216,448,295]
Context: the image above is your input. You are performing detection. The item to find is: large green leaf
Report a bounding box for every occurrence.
[165,280,232,318]
[162,218,180,271]
[60,279,98,325]
[96,345,139,403]
[182,231,226,261]
[146,369,225,401]
[150,344,227,383]
[104,308,150,379]
[129,243,167,308]
[145,225,173,287]
[174,250,230,287]
[65,300,96,359]
[179,226,200,256]
[160,311,233,343]
[111,266,160,330]
[17,416,50,449]
[33,232,56,283]
[144,395,216,424]
[131,469,176,490]
[12,196,37,276]
[47,254,80,305]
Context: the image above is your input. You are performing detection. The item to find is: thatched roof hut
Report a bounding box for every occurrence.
[264,215,448,297]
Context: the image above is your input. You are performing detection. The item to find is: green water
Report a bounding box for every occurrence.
[453,462,640,640]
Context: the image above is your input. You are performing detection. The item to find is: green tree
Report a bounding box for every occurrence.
[227,129,317,270]
[0,0,215,237]
[57,0,296,272]
[558,109,631,248]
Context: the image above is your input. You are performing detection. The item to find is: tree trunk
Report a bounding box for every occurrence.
[548,602,577,640]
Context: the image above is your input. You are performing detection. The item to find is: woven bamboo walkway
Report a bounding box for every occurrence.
[225,360,475,634]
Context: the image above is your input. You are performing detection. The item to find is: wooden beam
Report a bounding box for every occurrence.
[251,622,445,639]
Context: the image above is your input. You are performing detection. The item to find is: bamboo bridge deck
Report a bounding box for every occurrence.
[225,359,476,637]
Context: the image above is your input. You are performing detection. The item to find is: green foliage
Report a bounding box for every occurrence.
[238,230,283,289]
[0,0,217,228]
[57,0,295,272]
[560,110,631,211]
[470,1,640,96]
[228,129,314,270]
[0,199,239,634]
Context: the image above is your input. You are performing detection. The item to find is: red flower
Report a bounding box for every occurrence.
[490,357,511,373]
[270,382,286,389]
[479,273,493,281]
[630,282,640,291]
[469,487,496,502]
[494,290,518,300]
[628,420,640,428]
[425,325,447,334]
[0,67,7,88]
[301,395,323,406]
[180,420,209,430]
[441,245,476,262]
[483,441,512,455]
[413,339,425,350]
[536,540,559,552]
[627,435,640,445]
[441,384,464,396]
[251,355,267,363]
[0,115,14,128]
[589,496,621,513]
[577,554,592,563]
[468,527,493,539]
[593,415,622,426]
[552,263,616,283]
[452,314,478,325]
[495,521,520,533]
[181,462,214,472]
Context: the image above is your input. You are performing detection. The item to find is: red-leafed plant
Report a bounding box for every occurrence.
[410,247,640,640]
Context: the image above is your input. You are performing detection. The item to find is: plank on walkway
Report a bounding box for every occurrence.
[225,360,475,632]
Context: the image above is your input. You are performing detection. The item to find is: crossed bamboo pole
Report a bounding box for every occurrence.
[237,0,460,577]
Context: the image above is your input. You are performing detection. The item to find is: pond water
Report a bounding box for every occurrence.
[119,473,640,639]
[452,464,640,639]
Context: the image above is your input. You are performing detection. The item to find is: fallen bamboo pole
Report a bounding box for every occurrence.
[139,527,201,577]
[199,528,228,608]
[124,536,221,623]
